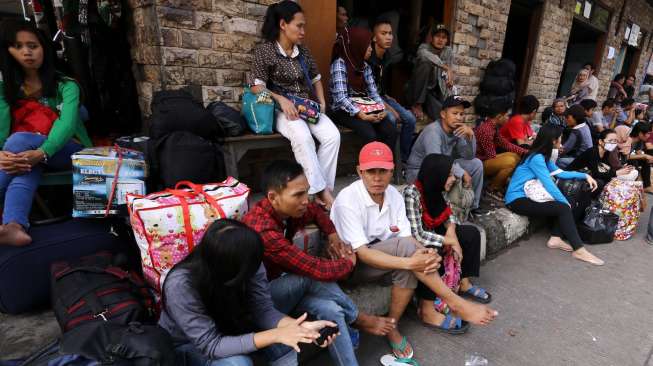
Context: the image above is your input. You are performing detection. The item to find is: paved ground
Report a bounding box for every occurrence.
[312,200,653,366]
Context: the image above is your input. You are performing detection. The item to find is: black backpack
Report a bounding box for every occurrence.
[207,101,248,137]
[149,90,223,140]
[152,131,227,189]
[50,251,155,333]
[21,322,176,366]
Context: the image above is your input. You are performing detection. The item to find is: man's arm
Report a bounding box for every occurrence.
[355,245,411,270]
[260,229,353,281]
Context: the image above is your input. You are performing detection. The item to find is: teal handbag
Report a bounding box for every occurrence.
[242,86,275,134]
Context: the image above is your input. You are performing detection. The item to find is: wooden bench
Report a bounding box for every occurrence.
[222,128,403,183]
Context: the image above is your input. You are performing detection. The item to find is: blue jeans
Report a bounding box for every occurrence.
[174,343,297,366]
[269,274,359,366]
[384,97,417,162]
[0,132,83,228]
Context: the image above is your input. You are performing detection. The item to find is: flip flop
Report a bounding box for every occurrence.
[380,354,420,366]
[460,285,493,304]
[388,336,414,359]
[422,313,470,335]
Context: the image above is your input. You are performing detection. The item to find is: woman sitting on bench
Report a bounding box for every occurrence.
[0,20,92,246]
[159,219,337,366]
[250,1,340,209]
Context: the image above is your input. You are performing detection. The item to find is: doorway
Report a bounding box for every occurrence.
[557,19,605,97]
[502,0,543,99]
[613,44,640,77]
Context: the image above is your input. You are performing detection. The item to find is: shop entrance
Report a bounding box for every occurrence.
[557,19,605,97]
[502,0,543,99]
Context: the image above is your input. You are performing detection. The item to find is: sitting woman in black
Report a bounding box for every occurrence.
[567,129,636,196]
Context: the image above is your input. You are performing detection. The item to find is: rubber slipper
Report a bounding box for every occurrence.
[388,335,414,359]
[380,354,420,366]
[422,313,470,335]
[460,285,493,304]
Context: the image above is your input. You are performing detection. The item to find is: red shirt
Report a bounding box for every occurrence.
[475,118,528,160]
[242,198,353,282]
[500,115,533,144]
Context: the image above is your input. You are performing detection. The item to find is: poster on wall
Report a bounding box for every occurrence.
[608,47,615,59]
[647,54,653,75]
[629,24,640,46]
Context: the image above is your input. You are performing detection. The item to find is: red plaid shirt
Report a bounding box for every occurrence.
[475,118,528,161]
[242,198,353,281]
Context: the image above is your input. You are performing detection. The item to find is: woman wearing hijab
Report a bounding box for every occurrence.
[403,154,489,334]
[329,27,397,150]
[566,69,592,105]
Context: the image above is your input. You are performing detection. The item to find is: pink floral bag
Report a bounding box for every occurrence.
[599,178,643,241]
[127,178,249,296]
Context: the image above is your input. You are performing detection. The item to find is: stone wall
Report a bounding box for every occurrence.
[126,0,273,118]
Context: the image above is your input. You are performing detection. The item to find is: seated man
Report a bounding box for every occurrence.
[616,98,636,127]
[626,122,653,194]
[406,96,484,211]
[558,104,593,168]
[500,95,539,147]
[331,142,497,360]
[368,16,417,163]
[591,98,617,132]
[475,99,527,200]
[242,161,395,366]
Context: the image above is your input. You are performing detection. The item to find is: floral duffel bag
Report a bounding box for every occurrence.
[127,178,249,295]
[599,178,643,241]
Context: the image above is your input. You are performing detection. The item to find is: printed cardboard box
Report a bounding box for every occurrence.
[72,147,147,217]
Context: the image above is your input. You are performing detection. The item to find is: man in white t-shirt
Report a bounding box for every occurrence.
[583,62,599,101]
[331,142,497,361]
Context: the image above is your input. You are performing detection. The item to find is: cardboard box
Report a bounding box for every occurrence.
[72,147,147,218]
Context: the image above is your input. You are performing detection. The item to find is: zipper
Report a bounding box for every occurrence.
[65,300,139,330]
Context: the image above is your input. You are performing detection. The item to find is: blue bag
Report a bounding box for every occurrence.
[242,86,275,135]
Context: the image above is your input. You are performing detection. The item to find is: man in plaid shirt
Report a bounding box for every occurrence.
[474,99,527,200]
[243,161,396,366]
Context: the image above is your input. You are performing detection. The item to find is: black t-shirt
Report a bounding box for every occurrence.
[567,147,616,182]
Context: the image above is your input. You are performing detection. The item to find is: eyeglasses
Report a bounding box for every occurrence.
[604,140,618,143]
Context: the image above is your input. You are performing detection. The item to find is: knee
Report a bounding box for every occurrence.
[210,355,253,366]
[3,132,40,153]
[314,300,345,320]
[396,237,418,258]
[465,158,484,176]
[322,127,341,147]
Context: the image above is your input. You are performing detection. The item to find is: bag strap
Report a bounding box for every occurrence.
[297,53,316,97]
[174,181,227,218]
[104,144,125,217]
[164,189,196,251]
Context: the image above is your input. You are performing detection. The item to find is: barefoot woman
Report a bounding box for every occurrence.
[0,20,91,245]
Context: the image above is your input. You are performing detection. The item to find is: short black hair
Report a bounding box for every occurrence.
[564,104,586,122]
[517,95,540,114]
[487,98,511,118]
[630,122,651,137]
[622,98,635,107]
[599,128,616,141]
[371,16,393,31]
[579,99,597,111]
[613,73,625,82]
[261,160,305,193]
[582,62,594,70]
[602,99,616,109]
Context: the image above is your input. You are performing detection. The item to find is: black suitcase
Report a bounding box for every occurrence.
[0,219,137,314]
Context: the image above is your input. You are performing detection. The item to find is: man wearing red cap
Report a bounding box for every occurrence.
[331,142,497,362]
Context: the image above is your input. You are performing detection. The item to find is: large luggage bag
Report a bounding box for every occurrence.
[0,219,136,314]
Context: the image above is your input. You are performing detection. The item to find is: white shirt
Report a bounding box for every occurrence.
[330,180,412,250]
[588,75,599,101]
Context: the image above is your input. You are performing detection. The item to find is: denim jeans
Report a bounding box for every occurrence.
[174,343,297,366]
[269,274,359,366]
[383,97,417,162]
[0,132,83,228]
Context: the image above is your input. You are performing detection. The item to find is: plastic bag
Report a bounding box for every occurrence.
[465,353,488,366]
[579,203,619,244]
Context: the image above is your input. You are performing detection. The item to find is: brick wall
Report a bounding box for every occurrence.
[126,0,273,117]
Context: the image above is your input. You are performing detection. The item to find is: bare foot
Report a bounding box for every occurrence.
[0,223,32,246]
[354,312,396,336]
[547,237,573,252]
[386,329,413,358]
[451,299,497,326]
[571,247,604,266]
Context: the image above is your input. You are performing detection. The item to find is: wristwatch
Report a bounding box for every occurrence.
[38,148,48,164]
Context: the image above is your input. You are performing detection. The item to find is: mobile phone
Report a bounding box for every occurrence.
[315,324,339,345]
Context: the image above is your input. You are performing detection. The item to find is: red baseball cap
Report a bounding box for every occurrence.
[359,142,394,170]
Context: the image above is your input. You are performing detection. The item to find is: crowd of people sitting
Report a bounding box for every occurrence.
[3,1,653,365]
